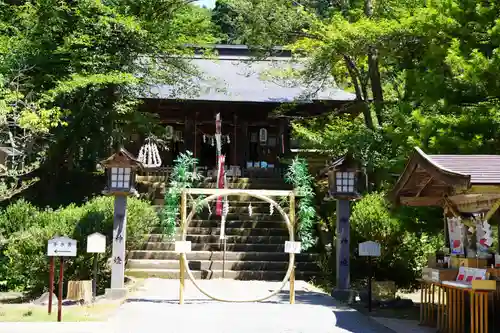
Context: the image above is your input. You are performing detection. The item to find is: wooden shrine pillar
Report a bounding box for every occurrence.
[278,118,290,156]
[279,118,290,156]
[239,120,248,168]
[232,114,238,166]
[184,116,195,154]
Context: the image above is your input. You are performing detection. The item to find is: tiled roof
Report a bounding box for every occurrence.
[427,154,500,184]
[143,55,356,103]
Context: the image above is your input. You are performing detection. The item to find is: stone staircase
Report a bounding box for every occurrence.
[126,176,321,280]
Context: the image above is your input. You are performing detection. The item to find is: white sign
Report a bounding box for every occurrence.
[359,241,381,257]
[175,241,192,253]
[87,233,106,253]
[47,236,77,257]
[284,241,302,254]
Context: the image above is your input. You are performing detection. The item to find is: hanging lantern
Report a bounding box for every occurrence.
[248,203,253,217]
[269,203,274,216]
[165,125,174,140]
[137,138,162,168]
[259,128,268,144]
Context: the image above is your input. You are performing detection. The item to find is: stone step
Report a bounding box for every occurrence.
[152,235,288,244]
[125,268,320,280]
[140,242,284,252]
[152,220,287,230]
[197,206,289,214]
[127,259,320,271]
[129,251,319,261]
[196,213,286,221]
[152,228,289,238]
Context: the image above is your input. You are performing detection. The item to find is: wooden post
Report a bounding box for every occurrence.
[179,190,187,305]
[179,256,185,305]
[58,257,64,322]
[367,257,372,312]
[289,193,296,305]
[233,114,237,166]
[92,253,98,300]
[48,256,55,314]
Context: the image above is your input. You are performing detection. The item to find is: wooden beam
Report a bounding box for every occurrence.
[467,185,500,194]
[416,176,433,197]
[184,188,299,197]
[443,196,460,217]
[390,159,418,201]
[485,200,500,222]
[399,196,443,206]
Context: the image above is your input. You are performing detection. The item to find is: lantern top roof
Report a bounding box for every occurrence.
[318,153,359,177]
[100,147,142,169]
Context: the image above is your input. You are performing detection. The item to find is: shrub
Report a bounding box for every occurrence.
[2,196,157,295]
[349,192,443,288]
[0,199,39,236]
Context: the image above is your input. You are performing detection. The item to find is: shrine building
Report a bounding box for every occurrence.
[133,44,359,176]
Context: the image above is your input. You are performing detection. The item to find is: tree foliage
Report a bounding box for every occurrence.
[0,0,217,205]
[212,0,500,286]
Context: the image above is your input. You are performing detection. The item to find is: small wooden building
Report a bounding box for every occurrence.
[391,147,500,332]
[135,45,358,175]
[391,147,500,245]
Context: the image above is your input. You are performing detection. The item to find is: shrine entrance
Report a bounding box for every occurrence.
[176,188,300,304]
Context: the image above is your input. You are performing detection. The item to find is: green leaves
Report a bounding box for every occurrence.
[161,151,203,236]
[285,156,317,250]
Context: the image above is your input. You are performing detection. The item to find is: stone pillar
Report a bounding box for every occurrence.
[331,199,353,302]
[105,195,128,299]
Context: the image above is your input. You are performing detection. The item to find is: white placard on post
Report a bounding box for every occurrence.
[47,236,77,257]
[175,241,192,253]
[87,232,106,253]
[285,241,302,254]
[359,241,381,257]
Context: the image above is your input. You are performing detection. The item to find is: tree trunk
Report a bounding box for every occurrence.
[344,55,374,130]
[365,0,384,125]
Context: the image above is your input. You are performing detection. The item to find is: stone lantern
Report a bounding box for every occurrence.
[99,148,142,299]
[325,154,362,302]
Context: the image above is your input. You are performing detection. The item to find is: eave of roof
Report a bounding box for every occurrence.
[139,45,356,104]
[391,147,500,205]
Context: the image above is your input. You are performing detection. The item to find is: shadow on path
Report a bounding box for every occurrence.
[124,289,395,333]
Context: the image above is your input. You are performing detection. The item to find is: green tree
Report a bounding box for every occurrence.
[0,0,217,205]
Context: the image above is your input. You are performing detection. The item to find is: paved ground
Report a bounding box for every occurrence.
[0,279,397,333]
[371,318,435,333]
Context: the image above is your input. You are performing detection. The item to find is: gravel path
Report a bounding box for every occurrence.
[0,279,396,333]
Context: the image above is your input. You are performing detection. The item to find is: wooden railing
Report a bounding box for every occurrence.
[136,164,289,182]
[136,167,172,184]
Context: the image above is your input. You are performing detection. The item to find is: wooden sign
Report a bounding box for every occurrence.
[175,241,192,253]
[47,236,77,257]
[359,241,381,257]
[284,241,302,254]
[87,233,106,253]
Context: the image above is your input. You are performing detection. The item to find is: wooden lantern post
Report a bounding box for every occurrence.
[100,148,142,300]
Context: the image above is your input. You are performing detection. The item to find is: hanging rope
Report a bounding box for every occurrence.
[138,137,162,168]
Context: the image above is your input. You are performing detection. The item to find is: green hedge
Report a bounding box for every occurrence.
[0,196,157,295]
[349,192,444,288]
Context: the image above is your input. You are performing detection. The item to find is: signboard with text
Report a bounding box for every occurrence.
[47,236,77,257]
[359,241,381,257]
